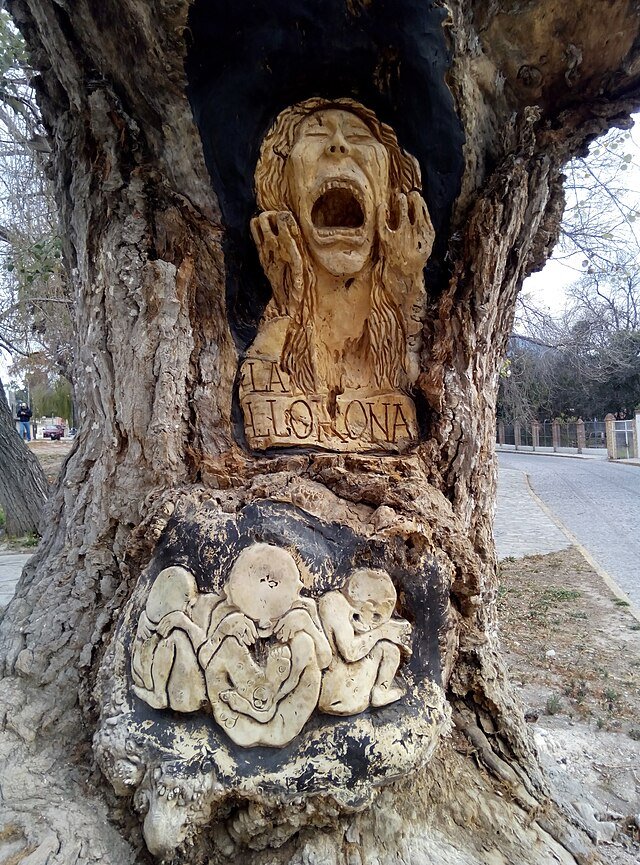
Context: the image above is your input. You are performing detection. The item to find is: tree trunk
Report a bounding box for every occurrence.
[0,376,49,536]
[1,2,639,864]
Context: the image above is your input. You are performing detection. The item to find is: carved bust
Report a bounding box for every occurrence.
[239,98,434,452]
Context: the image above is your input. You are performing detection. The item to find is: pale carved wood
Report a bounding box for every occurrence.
[240,98,434,453]
[130,549,411,748]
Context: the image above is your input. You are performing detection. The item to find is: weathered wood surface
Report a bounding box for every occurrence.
[0,1,639,863]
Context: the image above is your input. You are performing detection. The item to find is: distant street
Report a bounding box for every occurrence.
[498,452,640,606]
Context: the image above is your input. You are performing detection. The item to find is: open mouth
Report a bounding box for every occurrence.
[311,180,365,235]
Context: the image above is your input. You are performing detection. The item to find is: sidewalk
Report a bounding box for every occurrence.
[494,467,571,559]
[496,443,640,467]
[496,443,607,460]
[494,463,640,621]
[0,553,32,609]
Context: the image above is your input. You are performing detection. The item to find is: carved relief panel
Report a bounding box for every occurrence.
[239,98,434,453]
[95,494,447,860]
[131,545,412,748]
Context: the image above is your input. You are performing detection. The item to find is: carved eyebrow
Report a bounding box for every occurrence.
[345,131,375,141]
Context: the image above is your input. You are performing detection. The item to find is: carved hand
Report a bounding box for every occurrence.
[250,211,304,313]
[218,612,258,646]
[274,608,313,643]
[137,614,154,641]
[377,191,434,276]
[155,611,187,638]
[382,619,413,654]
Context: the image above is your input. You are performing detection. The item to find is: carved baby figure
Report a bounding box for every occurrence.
[198,543,332,748]
[131,565,221,713]
[318,567,412,716]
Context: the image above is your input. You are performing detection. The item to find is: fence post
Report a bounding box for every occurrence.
[532,420,540,451]
[576,418,585,454]
[635,405,640,459]
[552,419,560,452]
[605,413,616,460]
[514,420,521,450]
[498,420,505,446]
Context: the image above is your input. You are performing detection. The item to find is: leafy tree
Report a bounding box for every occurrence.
[0,7,72,377]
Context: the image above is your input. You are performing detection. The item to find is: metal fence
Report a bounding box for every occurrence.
[613,420,636,460]
[496,415,639,459]
[583,421,607,449]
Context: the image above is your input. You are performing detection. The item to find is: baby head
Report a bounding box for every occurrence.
[343,568,397,631]
[146,566,199,624]
[226,543,303,633]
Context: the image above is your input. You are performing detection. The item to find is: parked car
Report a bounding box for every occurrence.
[43,424,65,441]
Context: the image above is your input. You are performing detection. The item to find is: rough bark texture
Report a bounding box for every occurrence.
[0,1,639,863]
[0,376,49,536]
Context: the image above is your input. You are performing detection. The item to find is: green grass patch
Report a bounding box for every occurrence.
[546,694,563,715]
[541,588,582,603]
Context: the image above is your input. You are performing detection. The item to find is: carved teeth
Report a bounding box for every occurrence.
[315,178,364,209]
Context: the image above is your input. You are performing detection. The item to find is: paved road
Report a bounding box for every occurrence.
[498,452,640,606]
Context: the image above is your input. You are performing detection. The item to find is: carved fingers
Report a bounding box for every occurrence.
[137,617,154,642]
[250,211,304,312]
[218,612,258,646]
[377,191,435,275]
[383,619,413,655]
[155,611,185,638]
[274,608,313,643]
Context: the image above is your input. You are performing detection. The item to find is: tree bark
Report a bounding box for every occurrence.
[0,1,639,864]
[0,376,49,536]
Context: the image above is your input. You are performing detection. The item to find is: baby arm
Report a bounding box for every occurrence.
[320,593,409,662]
[274,599,332,669]
[198,608,258,668]
[155,610,205,650]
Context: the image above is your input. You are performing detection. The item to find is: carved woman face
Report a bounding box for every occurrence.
[285,109,390,277]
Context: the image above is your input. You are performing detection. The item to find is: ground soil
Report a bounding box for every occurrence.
[27,438,73,484]
[498,548,640,863]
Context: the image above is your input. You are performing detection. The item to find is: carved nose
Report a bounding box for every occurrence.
[326,135,349,156]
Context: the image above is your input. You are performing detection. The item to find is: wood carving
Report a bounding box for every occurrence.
[239,98,434,452]
[130,545,412,748]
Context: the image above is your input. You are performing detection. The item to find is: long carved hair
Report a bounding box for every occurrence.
[254,97,422,392]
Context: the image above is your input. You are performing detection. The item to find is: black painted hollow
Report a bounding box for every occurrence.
[185,0,464,350]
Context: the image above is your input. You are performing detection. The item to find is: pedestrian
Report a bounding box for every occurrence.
[16,402,33,441]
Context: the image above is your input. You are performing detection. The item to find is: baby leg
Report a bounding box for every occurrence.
[165,630,206,712]
[275,631,316,701]
[132,635,176,709]
[220,645,292,721]
[370,641,405,707]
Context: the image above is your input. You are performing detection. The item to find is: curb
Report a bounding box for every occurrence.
[495,446,606,462]
[497,446,640,469]
[522,473,640,626]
